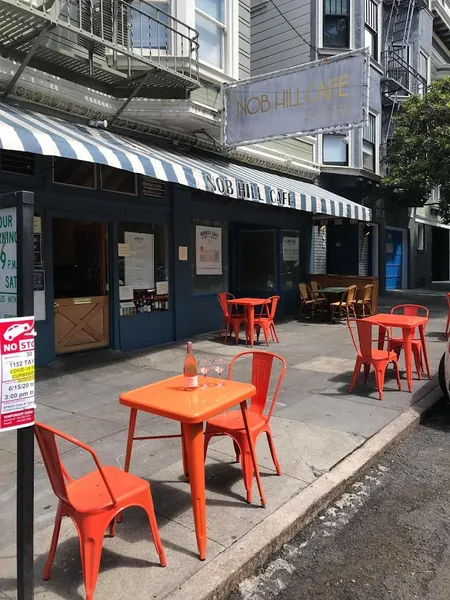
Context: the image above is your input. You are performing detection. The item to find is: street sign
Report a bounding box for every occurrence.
[0,316,35,432]
[223,49,369,148]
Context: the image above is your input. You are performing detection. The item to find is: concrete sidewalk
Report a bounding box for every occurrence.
[0,290,447,600]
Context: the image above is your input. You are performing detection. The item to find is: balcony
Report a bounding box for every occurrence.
[0,0,200,99]
[433,0,450,49]
[381,49,427,103]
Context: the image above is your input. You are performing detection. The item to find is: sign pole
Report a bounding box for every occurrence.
[0,191,35,600]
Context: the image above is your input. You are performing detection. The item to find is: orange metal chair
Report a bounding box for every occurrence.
[348,320,402,401]
[445,293,450,338]
[217,292,247,343]
[204,351,287,503]
[388,304,429,380]
[254,295,280,345]
[35,422,166,600]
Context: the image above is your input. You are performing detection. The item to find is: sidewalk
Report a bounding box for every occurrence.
[0,290,447,600]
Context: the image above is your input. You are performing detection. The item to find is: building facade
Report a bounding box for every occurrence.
[0,0,370,366]
[251,0,435,290]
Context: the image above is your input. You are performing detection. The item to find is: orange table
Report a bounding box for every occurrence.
[119,375,265,561]
[227,298,270,346]
[364,313,431,392]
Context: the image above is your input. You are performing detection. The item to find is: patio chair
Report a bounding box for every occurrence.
[310,280,326,301]
[348,320,402,401]
[217,292,247,343]
[388,304,429,380]
[204,351,287,503]
[298,283,326,320]
[35,422,166,600]
[355,284,374,318]
[330,285,357,322]
[254,295,280,345]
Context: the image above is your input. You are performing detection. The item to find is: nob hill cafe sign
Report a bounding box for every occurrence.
[203,171,296,208]
[223,49,369,148]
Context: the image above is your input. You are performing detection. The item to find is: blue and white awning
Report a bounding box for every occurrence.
[0,102,371,221]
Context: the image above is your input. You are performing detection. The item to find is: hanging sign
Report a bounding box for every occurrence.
[196,226,222,275]
[0,316,35,432]
[0,207,17,319]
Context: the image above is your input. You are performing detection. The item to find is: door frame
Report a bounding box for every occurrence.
[385,226,408,289]
[49,211,115,355]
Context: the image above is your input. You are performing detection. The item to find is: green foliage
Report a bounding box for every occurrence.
[383,77,450,222]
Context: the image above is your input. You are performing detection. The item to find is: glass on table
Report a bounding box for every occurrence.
[212,358,227,387]
[198,358,212,388]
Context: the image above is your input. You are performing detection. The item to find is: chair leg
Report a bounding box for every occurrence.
[233,320,241,344]
[262,324,270,346]
[363,362,371,384]
[446,312,450,337]
[349,357,363,392]
[271,323,279,343]
[255,324,261,342]
[266,430,281,475]
[141,491,167,568]
[77,517,107,600]
[374,365,387,401]
[240,446,254,504]
[43,504,64,581]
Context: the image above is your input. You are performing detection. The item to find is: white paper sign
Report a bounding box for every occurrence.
[282,236,299,262]
[119,285,134,301]
[156,281,169,295]
[0,207,17,319]
[196,226,222,275]
[124,232,154,289]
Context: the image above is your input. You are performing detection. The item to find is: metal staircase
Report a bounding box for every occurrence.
[381,0,428,155]
[0,0,200,100]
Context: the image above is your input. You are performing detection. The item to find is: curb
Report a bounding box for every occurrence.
[164,377,442,600]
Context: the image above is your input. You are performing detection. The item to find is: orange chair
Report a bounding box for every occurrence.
[254,295,280,345]
[35,422,166,600]
[445,293,450,338]
[204,351,287,503]
[348,320,402,401]
[217,292,247,343]
[388,304,429,380]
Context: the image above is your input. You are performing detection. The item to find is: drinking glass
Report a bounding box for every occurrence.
[198,358,211,388]
[212,358,227,387]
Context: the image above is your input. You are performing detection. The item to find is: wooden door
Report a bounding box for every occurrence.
[54,296,109,354]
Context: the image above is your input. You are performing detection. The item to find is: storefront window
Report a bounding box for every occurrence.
[236,230,277,292]
[118,222,169,315]
[33,215,46,321]
[281,231,300,290]
[53,158,96,188]
[192,219,228,295]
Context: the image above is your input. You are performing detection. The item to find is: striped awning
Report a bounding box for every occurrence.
[0,102,371,221]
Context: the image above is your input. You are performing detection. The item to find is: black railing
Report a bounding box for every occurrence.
[381,49,427,96]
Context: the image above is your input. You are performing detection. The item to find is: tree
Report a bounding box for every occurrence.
[383,77,450,223]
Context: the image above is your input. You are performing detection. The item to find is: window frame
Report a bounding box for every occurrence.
[130,0,171,51]
[195,1,226,71]
[322,0,350,49]
[364,0,379,61]
[322,133,349,166]
[100,164,138,197]
[52,157,97,190]
[418,50,429,97]
[417,223,425,251]
[362,112,378,173]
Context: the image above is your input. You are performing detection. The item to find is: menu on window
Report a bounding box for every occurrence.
[124,232,154,289]
[196,226,222,275]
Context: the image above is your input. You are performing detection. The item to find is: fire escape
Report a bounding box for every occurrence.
[0,0,200,113]
[381,0,428,160]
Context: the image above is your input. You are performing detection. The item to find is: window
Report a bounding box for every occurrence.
[118,221,169,315]
[236,230,277,292]
[100,165,137,195]
[53,158,96,188]
[364,0,378,60]
[195,0,225,69]
[417,223,425,251]
[322,134,348,165]
[419,51,429,97]
[281,231,301,290]
[323,0,349,48]
[363,114,376,172]
[0,150,35,176]
[131,1,170,49]
[192,219,228,295]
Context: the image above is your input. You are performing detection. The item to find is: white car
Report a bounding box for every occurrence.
[439,343,450,398]
[4,322,32,342]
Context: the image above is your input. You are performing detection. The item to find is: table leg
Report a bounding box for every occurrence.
[403,327,414,392]
[418,324,431,380]
[240,401,266,508]
[124,408,137,473]
[248,306,255,347]
[181,422,207,560]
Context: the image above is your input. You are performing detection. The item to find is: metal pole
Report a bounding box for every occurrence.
[0,191,35,600]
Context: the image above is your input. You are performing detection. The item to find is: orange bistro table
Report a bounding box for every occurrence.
[119,375,266,560]
[364,313,431,392]
[227,298,271,346]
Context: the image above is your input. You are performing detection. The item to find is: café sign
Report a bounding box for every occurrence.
[223,49,369,147]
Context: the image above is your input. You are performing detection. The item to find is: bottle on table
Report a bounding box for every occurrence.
[183,341,198,391]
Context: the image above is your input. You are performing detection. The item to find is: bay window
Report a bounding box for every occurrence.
[364,0,378,61]
[363,114,377,172]
[323,0,350,48]
[195,0,225,69]
[323,134,349,165]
